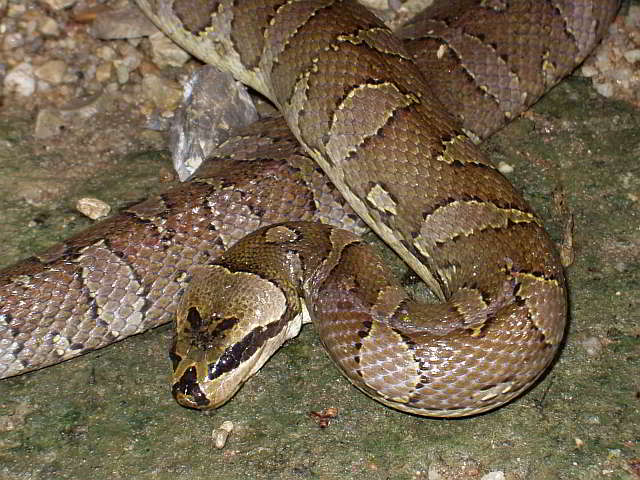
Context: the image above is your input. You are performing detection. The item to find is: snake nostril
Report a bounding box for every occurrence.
[172,366,210,408]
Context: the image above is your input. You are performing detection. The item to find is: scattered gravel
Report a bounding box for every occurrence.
[0,0,636,193]
[1,0,635,178]
[580,4,640,107]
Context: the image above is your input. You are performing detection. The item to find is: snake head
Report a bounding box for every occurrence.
[170,265,304,409]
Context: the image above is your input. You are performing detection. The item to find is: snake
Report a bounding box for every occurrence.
[0,0,620,417]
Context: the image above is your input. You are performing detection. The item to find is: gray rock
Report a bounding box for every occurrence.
[168,66,259,181]
[91,7,158,40]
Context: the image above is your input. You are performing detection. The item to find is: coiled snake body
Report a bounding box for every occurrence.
[0,0,620,417]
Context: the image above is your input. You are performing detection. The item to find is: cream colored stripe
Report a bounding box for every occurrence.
[336,27,412,61]
[261,0,336,79]
[413,200,539,255]
[325,82,418,165]
[429,21,524,117]
[285,62,316,151]
[550,0,597,57]
[435,133,496,167]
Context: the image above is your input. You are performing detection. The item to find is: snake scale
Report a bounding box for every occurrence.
[0,0,620,417]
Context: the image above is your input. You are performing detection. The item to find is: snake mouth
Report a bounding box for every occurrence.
[172,366,211,409]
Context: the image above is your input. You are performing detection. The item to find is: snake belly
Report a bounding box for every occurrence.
[0,0,619,417]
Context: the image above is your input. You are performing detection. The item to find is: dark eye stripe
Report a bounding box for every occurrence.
[209,320,284,379]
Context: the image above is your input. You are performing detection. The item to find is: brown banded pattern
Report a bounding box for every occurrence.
[144,0,572,416]
[1,0,620,416]
[399,0,620,139]
[0,120,367,379]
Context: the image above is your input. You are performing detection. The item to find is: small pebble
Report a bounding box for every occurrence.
[40,0,77,9]
[480,472,505,480]
[34,108,66,139]
[95,62,113,83]
[497,161,514,174]
[142,73,183,111]
[580,64,598,77]
[34,59,67,84]
[212,421,234,449]
[4,62,36,96]
[580,336,605,357]
[39,16,60,36]
[76,198,111,220]
[95,45,117,61]
[149,32,191,68]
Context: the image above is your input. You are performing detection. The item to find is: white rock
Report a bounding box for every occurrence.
[481,472,505,480]
[39,0,77,10]
[623,49,640,64]
[212,421,234,449]
[497,161,514,174]
[427,464,443,480]
[594,81,614,98]
[3,32,24,50]
[361,0,388,10]
[96,45,117,61]
[580,64,598,78]
[76,198,111,220]
[4,62,36,97]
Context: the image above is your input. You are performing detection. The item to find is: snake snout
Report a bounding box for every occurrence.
[172,366,211,409]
